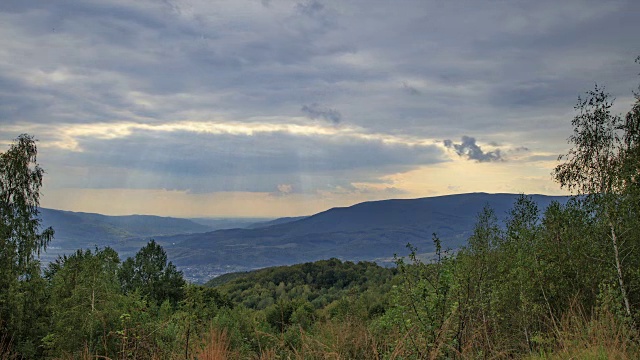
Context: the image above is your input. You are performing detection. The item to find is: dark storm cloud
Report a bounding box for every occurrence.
[301,103,342,124]
[444,136,503,162]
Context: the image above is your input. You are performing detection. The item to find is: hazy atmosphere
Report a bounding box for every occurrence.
[1,0,638,217]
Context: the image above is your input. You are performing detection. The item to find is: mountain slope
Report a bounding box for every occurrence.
[39,208,214,262]
[161,193,569,279]
[188,217,274,230]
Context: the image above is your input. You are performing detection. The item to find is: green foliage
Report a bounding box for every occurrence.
[535,199,605,317]
[453,205,502,353]
[209,258,396,313]
[119,239,186,306]
[447,194,639,357]
[378,235,458,358]
[210,305,268,356]
[0,134,54,357]
[554,81,640,320]
[554,85,624,196]
[265,298,297,332]
[0,134,54,273]
[45,247,124,358]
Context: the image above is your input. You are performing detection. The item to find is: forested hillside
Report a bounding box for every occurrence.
[206,259,396,311]
[1,59,640,358]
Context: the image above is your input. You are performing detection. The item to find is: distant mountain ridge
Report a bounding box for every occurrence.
[40,208,212,239]
[247,216,308,229]
[38,208,269,263]
[157,193,570,281]
[38,193,571,282]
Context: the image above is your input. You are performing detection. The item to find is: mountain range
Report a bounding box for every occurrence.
[39,193,570,282]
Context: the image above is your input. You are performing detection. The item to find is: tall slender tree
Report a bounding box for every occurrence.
[0,134,54,356]
[554,79,640,319]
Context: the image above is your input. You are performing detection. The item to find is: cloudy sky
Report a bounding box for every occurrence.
[1,0,638,217]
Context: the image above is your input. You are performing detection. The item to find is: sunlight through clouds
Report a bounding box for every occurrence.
[4,119,448,152]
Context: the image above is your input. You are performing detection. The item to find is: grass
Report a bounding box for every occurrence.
[524,304,639,360]
[194,328,232,360]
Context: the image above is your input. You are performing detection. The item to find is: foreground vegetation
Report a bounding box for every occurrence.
[1,58,640,358]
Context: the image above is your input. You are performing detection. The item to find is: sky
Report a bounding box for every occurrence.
[0,0,639,217]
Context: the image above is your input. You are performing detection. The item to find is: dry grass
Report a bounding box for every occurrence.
[300,318,380,360]
[257,348,277,360]
[194,328,232,360]
[524,305,639,360]
[252,318,382,360]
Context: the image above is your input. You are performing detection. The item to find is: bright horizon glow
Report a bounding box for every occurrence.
[40,155,569,218]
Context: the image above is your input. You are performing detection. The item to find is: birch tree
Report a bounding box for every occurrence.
[554,82,640,319]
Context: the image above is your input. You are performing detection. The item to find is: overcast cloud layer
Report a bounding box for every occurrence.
[0,0,638,216]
